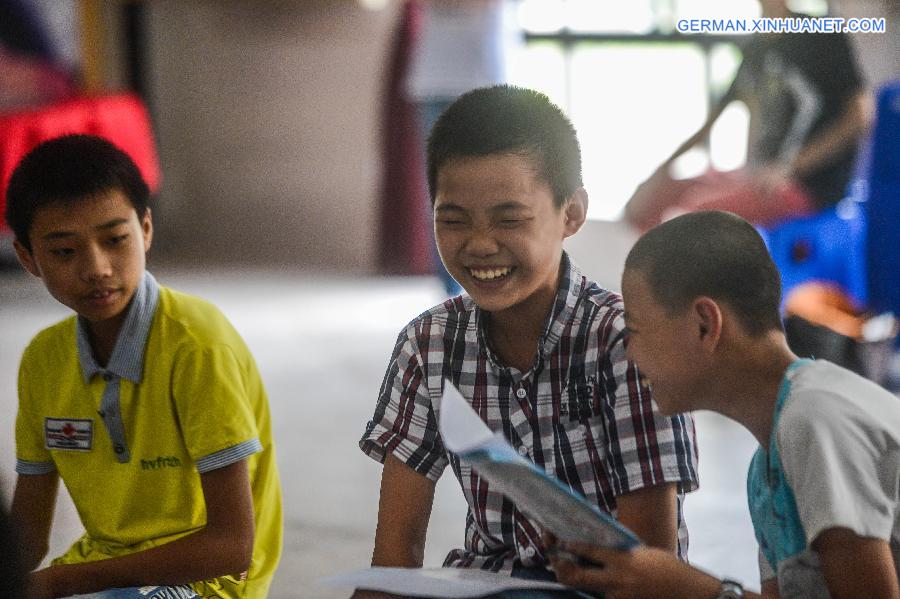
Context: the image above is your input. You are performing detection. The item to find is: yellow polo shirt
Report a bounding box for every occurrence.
[15,274,282,599]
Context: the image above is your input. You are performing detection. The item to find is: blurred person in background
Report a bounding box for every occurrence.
[408,0,513,297]
[0,0,74,111]
[625,0,872,232]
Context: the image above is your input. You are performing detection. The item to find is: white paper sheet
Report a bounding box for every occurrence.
[439,380,495,454]
[318,566,568,598]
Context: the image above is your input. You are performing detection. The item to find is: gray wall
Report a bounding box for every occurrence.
[146,1,399,273]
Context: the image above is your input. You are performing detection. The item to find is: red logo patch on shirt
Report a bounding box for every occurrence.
[45,418,93,451]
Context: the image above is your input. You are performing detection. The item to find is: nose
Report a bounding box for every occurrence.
[81,243,113,282]
[464,224,500,257]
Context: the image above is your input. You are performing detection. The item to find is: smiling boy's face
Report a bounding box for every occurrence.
[621,270,705,415]
[433,152,585,318]
[15,189,153,329]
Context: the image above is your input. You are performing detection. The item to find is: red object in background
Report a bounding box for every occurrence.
[625,168,815,233]
[0,93,160,233]
[378,0,433,275]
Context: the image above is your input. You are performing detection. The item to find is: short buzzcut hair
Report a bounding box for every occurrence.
[625,211,783,336]
[427,85,582,208]
[5,134,150,252]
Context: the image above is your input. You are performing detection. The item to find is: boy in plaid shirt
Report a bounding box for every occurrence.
[359,85,698,596]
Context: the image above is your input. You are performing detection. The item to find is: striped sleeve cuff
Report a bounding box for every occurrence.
[359,421,448,483]
[16,459,56,475]
[195,438,263,474]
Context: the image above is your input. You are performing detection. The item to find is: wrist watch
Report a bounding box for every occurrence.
[717,579,745,599]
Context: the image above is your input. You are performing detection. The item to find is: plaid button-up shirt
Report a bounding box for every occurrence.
[361,253,698,571]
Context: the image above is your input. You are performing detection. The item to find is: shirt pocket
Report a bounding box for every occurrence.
[561,377,599,422]
[548,414,606,496]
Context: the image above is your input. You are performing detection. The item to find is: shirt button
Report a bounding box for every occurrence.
[517,446,529,457]
[114,444,125,454]
[102,372,113,381]
[516,388,527,399]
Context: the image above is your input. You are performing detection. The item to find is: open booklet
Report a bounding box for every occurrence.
[438,380,641,549]
[317,381,641,598]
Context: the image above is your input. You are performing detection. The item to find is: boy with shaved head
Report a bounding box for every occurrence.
[551,211,900,598]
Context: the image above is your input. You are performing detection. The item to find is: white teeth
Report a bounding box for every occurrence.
[470,267,512,281]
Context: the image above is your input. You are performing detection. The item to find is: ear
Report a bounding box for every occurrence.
[693,296,723,350]
[562,188,588,238]
[13,239,41,279]
[141,208,154,253]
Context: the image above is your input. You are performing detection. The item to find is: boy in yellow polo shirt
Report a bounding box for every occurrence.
[5,134,282,599]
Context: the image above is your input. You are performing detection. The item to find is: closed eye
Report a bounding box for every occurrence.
[497,217,531,228]
[108,234,130,245]
[50,248,75,257]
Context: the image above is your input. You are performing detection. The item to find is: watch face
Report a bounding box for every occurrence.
[719,580,744,599]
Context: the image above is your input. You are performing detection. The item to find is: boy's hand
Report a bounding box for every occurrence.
[27,566,61,599]
[29,564,84,599]
[546,536,720,599]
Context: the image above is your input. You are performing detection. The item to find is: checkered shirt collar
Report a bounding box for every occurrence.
[475,251,582,369]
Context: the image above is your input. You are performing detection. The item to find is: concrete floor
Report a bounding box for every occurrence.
[0,260,769,598]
